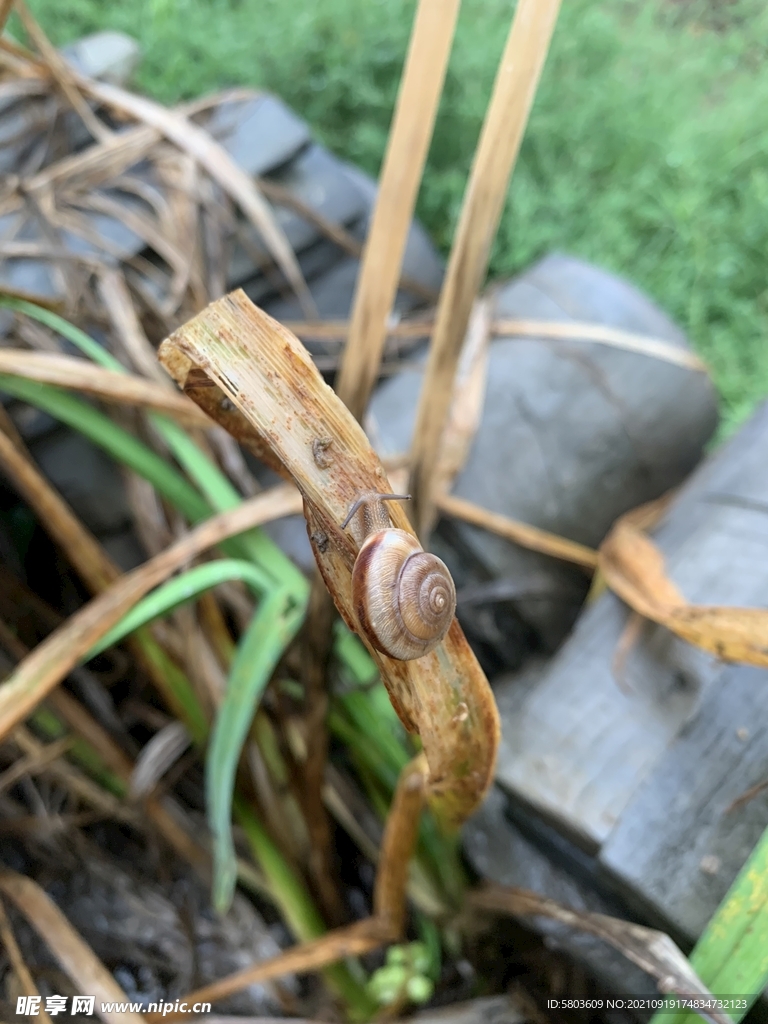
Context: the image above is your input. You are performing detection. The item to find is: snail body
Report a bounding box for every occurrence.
[344,493,456,661]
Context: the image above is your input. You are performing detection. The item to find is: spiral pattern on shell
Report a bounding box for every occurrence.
[352,528,457,661]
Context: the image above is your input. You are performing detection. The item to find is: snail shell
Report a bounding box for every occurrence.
[352,527,457,661]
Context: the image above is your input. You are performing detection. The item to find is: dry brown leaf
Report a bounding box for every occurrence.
[147,755,429,1022]
[492,317,708,372]
[407,0,562,537]
[13,0,111,144]
[600,513,768,667]
[0,868,147,1024]
[334,0,460,421]
[0,483,302,741]
[0,583,243,871]
[72,76,317,317]
[0,349,211,425]
[469,884,729,1024]
[22,89,248,195]
[430,296,493,497]
[129,720,192,799]
[159,291,500,830]
[437,492,598,570]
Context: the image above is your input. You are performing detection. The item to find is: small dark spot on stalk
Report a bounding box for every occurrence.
[312,437,334,469]
[311,530,329,552]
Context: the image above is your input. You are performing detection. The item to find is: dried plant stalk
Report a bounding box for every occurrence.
[334,0,460,421]
[149,754,429,1020]
[0,0,13,35]
[408,0,563,537]
[13,0,111,144]
[281,317,711,371]
[0,484,302,741]
[437,492,598,570]
[0,350,211,426]
[159,291,500,829]
[72,75,317,318]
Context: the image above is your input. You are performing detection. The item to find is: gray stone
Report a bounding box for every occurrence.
[262,248,434,325]
[600,662,768,942]
[28,429,131,536]
[5,401,58,442]
[253,157,444,322]
[227,143,369,286]
[368,253,718,656]
[490,400,768,938]
[204,93,311,179]
[464,786,657,999]
[0,94,56,174]
[61,31,142,87]
[341,161,444,296]
[245,237,354,311]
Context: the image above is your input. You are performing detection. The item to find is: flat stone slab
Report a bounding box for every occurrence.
[490,399,768,938]
[61,31,142,86]
[227,143,369,287]
[204,93,311,178]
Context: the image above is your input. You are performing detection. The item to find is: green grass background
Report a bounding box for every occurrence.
[21,0,768,433]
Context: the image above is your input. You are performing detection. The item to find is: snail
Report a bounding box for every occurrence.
[341,492,457,661]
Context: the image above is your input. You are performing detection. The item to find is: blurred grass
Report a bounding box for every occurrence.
[20,0,768,431]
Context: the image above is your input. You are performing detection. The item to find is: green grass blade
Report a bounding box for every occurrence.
[0,297,124,371]
[334,619,378,684]
[134,628,209,744]
[652,827,768,1024]
[156,417,308,591]
[0,298,309,591]
[87,559,274,658]
[209,588,305,912]
[0,376,212,522]
[31,706,127,797]
[234,798,377,1020]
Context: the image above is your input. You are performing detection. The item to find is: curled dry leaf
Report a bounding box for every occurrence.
[469,885,730,1024]
[599,514,768,667]
[158,290,500,830]
[0,868,146,1024]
